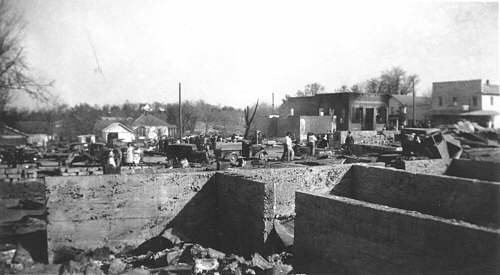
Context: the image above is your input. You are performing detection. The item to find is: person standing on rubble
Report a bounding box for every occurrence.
[308,132,317,156]
[286,132,294,161]
[282,132,293,161]
[126,143,134,166]
[344,131,354,155]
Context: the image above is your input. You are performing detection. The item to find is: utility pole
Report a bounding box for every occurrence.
[272,92,275,114]
[412,79,416,127]
[178,83,182,140]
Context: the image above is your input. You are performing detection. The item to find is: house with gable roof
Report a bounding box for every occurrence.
[132,113,177,139]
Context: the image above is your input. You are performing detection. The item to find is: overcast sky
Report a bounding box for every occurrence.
[11,0,499,109]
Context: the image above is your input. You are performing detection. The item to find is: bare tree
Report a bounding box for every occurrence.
[365,78,380,93]
[378,67,418,95]
[297,83,325,96]
[243,100,259,139]
[0,0,51,111]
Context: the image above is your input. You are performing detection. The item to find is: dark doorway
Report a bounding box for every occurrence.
[364,108,374,130]
[107,132,118,142]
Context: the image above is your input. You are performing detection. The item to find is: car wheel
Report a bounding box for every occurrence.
[229,152,238,166]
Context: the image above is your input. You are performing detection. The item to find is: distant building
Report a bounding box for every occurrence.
[77,134,96,144]
[132,113,177,139]
[93,117,129,139]
[279,92,389,133]
[101,123,135,143]
[0,125,28,146]
[16,121,54,147]
[388,95,432,128]
[431,79,499,127]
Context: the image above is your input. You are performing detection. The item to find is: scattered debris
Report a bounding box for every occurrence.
[194,258,219,274]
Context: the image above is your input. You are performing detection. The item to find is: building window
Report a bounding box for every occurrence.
[472,96,477,106]
[352,107,363,123]
[438,97,443,106]
[452,97,457,106]
[491,96,494,106]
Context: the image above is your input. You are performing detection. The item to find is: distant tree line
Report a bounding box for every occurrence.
[292,67,420,97]
[341,67,419,95]
[1,99,277,141]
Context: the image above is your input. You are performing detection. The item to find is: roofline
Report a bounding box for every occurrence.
[2,125,28,137]
[391,95,430,105]
[102,122,134,133]
[288,92,390,99]
[481,92,500,96]
[432,79,482,85]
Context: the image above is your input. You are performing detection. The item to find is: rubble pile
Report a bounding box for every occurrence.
[0,231,294,275]
[0,164,39,183]
[447,120,499,148]
[59,166,104,176]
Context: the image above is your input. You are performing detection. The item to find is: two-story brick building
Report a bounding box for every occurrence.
[431,79,499,127]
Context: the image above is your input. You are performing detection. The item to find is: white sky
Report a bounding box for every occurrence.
[10,0,499,109]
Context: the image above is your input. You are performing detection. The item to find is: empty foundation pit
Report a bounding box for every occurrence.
[295,165,500,274]
[45,164,353,262]
[31,163,500,273]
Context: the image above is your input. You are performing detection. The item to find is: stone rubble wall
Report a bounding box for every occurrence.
[337,130,399,146]
[0,164,39,183]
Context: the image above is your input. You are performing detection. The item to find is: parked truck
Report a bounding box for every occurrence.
[399,128,462,159]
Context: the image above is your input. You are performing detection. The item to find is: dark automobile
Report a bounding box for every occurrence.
[399,128,462,159]
[0,146,41,166]
[163,143,209,164]
[66,142,123,166]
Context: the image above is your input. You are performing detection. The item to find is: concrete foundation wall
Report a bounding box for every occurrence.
[402,159,451,175]
[295,192,500,274]
[45,172,218,262]
[46,165,354,259]
[446,159,500,182]
[333,165,500,228]
[215,174,273,255]
[228,165,353,217]
[403,159,500,182]
[0,179,45,239]
[214,165,352,255]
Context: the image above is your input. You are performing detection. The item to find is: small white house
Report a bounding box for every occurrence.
[27,134,50,147]
[101,123,135,143]
[132,113,177,139]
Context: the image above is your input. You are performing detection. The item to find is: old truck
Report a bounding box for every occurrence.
[399,128,462,159]
[162,143,210,165]
[214,141,270,166]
